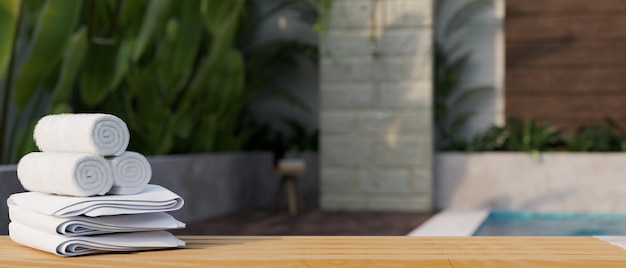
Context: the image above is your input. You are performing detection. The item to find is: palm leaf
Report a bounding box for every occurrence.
[450,86,490,108]
[443,0,492,39]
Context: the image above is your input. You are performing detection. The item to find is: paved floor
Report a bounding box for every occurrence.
[172,209,435,236]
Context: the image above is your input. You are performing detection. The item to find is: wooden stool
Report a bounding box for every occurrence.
[272,159,307,215]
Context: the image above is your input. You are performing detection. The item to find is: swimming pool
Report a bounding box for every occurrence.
[474,210,626,236]
[408,210,626,236]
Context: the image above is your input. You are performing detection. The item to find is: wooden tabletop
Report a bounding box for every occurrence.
[2,236,626,267]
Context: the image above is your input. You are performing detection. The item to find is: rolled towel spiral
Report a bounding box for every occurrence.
[17,152,114,197]
[34,113,130,157]
[107,152,152,195]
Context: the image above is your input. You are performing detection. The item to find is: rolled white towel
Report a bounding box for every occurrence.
[17,152,113,196]
[34,113,130,157]
[107,151,152,195]
[9,222,185,257]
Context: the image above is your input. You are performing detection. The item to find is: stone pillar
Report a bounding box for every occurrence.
[320,0,433,211]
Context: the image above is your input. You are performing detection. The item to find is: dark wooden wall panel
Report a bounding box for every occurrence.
[507,16,626,42]
[506,0,626,134]
[507,69,626,95]
[507,0,626,16]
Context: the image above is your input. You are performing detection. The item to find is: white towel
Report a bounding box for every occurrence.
[106,151,152,195]
[9,222,185,257]
[9,202,185,236]
[8,184,184,217]
[34,113,130,157]
[17,152,113,196]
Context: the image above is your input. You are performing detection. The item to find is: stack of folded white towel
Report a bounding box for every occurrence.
[7,113,186,256]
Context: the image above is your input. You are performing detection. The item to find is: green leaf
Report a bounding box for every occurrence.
[13,0,82,108]
[119,0,148,30]
[444,0,493,39]
[50,27,87,108]
[80,42,118,107]
[157,0,203,105]
[0,0,21,78]
[200,0,243,46]
[14,120,37,159]
[448,112,474,135]
[50,102,73,114]
[450,86,490,108]
[200,0,241,35]
[211,49,245,114]
[132,0,171,63]
[180,0,244,113]
[109,37,134,90]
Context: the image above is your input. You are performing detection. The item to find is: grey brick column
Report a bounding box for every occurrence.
[320,0,433,211]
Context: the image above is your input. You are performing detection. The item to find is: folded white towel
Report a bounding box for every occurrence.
[9,222,185,256]
[17,152,113,196]
[9,202,185,236]
[8,184,184,217]
[106,151,152,195]
[34,113,130,157]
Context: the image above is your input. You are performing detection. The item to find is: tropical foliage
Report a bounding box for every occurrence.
[433,0,626,153]
[433,0,493,150]
[0,0,318,163]
[452,118,626,153]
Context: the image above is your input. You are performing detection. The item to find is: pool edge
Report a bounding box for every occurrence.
[407,209,490,236]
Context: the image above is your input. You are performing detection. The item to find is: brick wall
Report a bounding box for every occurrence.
[506,0,626,133]
[320,0,433,211]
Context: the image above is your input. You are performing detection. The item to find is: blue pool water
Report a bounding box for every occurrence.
[474,211,626,236]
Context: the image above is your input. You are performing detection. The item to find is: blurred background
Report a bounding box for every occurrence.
[3,0,626,236]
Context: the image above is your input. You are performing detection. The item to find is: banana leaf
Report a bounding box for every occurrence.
[13,0,82,108]
[132,0,171,63]
[157,0,202,105]
[0,0,21,78]
[50,26,87,109]
[79,42,118,107]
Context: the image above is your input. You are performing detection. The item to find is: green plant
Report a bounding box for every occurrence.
[501,119,565,155]
[565,120,626,152]
[0,0,318,162]
[241,117,318,152]
[283,118,318,152]
[0,1,20,163]
[434,0,493,150]
[448,125,507,152]
[0,0,74,163]
[450,117,626,154]
[310,0,331,33]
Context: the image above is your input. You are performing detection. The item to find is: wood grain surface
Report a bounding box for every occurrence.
[1,236,626,267]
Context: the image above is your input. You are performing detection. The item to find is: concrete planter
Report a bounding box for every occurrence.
[0,165,24,235]
[435,152,626,212]
[0,152,319,234]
